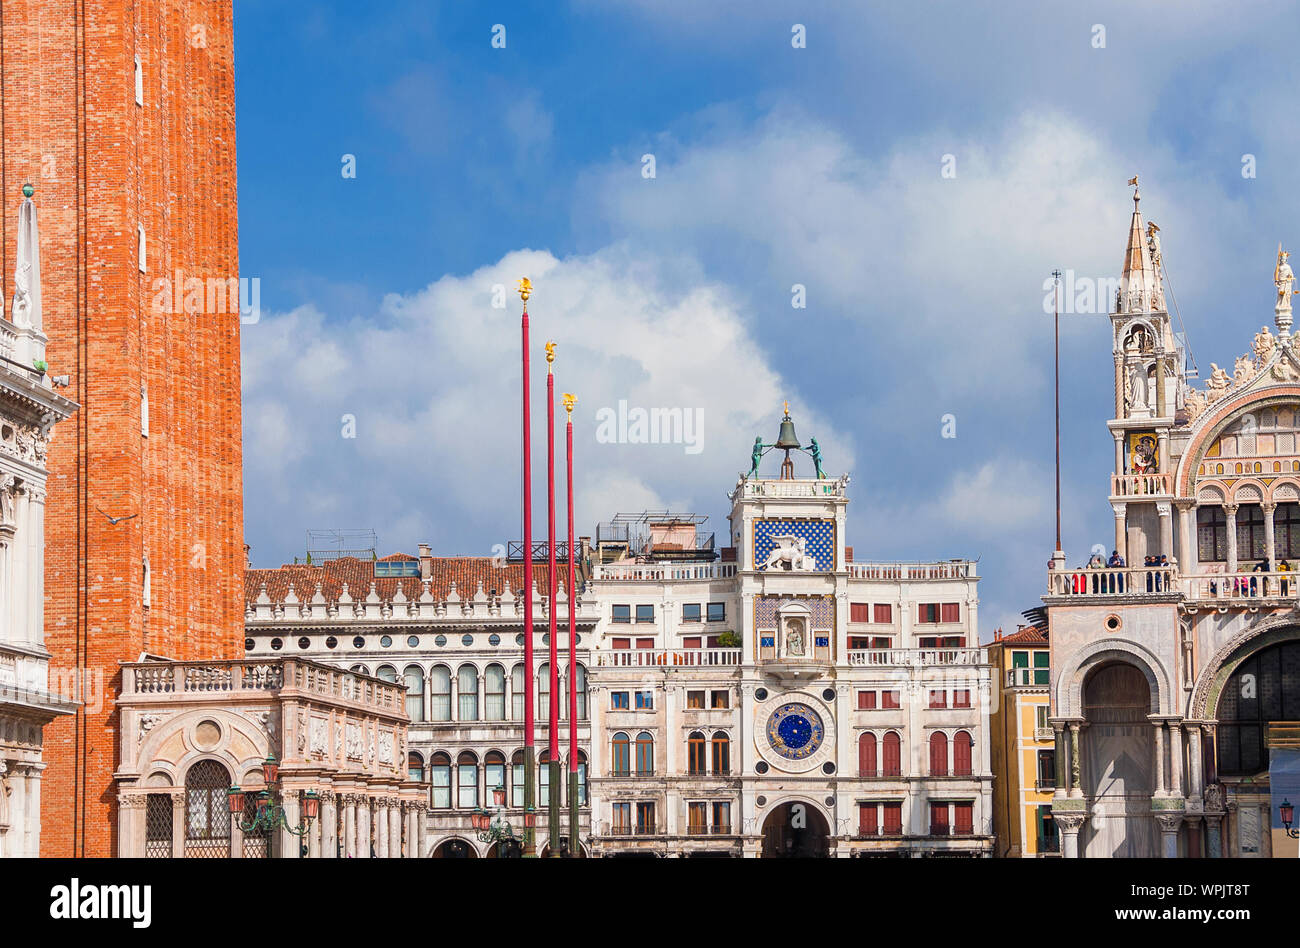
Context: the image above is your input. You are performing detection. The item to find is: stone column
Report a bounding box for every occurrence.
[172,793,186,858]
[1152,719,1167,794]
[23,764,41,858]
[1156,812,1182,858]
[405,803,418,858]
[1169,722,1184,798]
[1155,355,1167,417]
[1187,725,1204,798]
[1157,502,1173,563]
[343,796,356,858]
[1055,811,1086,859]
[389,802,402,858]
[358,798,371,858]
[1053,723,1068,791]
[280,792,302,859]
[376,799,389,857]
[1205,815,1223,858]
[1176,501,1195,576]
[417,806,429,858]
[1264,503,1277,580]
[321,791,337,858]
[230,805,244,858]
[1113,503,1127,565]
[1114,434,1125,481]
[1068,723,1083,798]
[1225,504,1239,574]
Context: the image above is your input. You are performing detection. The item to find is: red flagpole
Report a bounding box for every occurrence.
[546,342,561,856]
[519,279,537,857]
[565,395,579,858]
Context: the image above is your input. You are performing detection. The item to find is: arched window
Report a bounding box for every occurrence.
[184,760,232,856]
[576,751,588,805]
[375,665,398,683]
[859,732,878,777]
[484,664,506,721]
[538,663,551,720]
[574,663,588,720]
[457,751,479,809]
[539,751,551,806]
[403,665,424,721]
[430,753,452,808]
[687,731,706,775]
[930,731,949,777]
[350,664,368,674]
[457,664,479,721]
[485,751,506,801]
[511,664,525,720]
[1218,640,1300,774]
[511,750,526,807]
[430,665,451,721]
[635,732,654,775]
[612,732,631,776]
[883,731,902,776]
[408,751,425,783]
[711,732,730,774]
[953,730,973,776]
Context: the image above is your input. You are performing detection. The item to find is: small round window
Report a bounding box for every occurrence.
[244,638,254,652]
[352,636,365,649]
[380,635,393,648]
[270,638,283,651]
[407,636,419,648]
[1105,614,1122,632]
[462,634,473,647]
[435,634,447,647]
[516,633,525,646]
[298,637,311,650]
[325,636,338,649]
[489,634,501,646]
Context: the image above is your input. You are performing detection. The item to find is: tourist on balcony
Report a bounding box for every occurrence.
[1280,559,1293,596]
[1087,552,1105,592]
[1251,559,1269,597]
[1108,550,1125,592]
[1144,555,1155,592]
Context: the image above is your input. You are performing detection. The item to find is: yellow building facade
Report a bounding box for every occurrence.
[989,626,1058,857]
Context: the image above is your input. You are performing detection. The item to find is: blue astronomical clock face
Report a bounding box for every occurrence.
[766,703,825,760]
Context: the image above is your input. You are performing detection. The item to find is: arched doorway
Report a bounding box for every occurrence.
[761,801,829,858]
[1080,662,1156,858]
[1216,639,1300,776]
[432,837,479,858]
[486,839,523,858]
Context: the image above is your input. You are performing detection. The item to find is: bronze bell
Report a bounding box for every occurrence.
[774,414,801,451]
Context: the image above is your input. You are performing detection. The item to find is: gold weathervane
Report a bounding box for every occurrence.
[517,277,532,303]
[562,393,576,416]
[545,340,556,370]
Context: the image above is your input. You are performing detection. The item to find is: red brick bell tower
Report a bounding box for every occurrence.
[0,1,244,856]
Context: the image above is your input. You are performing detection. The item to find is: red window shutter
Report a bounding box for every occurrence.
[858,732,877,776]
[929,690,947,709]
[857,690,877,710]
[874,603,892,623]
[706,636,721,648]
[850,603,870,623]
[612,638,631,649]
[953,689,970,708]
[858,803,878,836]
[953,731,973,776]
[954,802,973,835]
[883,803,902,835]
[940,602,960,623]
[930,732,948,776]
[849,636,872,650]
[918,603,939,623]
[682,637,702,649]
[883,732,901,776]
[636,637,654,649]
[931,802,949,835]
[882,690,900,710]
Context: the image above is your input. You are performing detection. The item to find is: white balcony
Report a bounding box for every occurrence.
[1046,565,1176,597]
[1182,570,1298,604]
[593,562,737,582]
[845,648,986,667]
[847,561,976,581]
[594,648,742,668]
[1110,472,1173,497]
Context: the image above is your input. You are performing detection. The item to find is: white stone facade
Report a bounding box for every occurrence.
[0,248,76,857]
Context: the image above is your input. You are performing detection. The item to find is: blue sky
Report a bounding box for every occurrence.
[236,1,1300,638]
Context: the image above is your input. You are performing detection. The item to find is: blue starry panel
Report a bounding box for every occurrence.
[754,595,835,631]
[753,518,836,572]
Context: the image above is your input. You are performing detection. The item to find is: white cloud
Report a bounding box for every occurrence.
[940,459,1051,532]
[242,244,853,563]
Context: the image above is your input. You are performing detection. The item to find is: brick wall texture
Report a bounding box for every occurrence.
[0,0,243,857]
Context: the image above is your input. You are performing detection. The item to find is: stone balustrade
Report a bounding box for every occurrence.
[1111,472,1173,496]
[845,648,987,667]
[594,648,743,668]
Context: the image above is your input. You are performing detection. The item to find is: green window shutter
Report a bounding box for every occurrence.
[1012,651,1029,668]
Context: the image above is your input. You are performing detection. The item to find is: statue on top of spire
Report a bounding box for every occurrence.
[1275,245,1296,314]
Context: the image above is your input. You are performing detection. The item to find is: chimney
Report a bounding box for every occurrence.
[243,543,251,570]
[844,546,853,563]
[418,543,433,581]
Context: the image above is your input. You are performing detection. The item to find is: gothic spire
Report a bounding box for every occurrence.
[1117,176,1165,315]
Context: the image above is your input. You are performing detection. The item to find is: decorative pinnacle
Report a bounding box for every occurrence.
[21,182,33,198]
[562,393,576,417]
[517,277,532,303]
[1127,174,1139,204]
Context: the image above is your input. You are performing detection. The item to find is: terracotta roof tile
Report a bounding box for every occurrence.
[999,626,1048,644]
[245,555,561,606]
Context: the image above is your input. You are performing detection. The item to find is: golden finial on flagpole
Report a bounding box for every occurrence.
[545,340,556,373]
[517,277,532,304]
[562,393,576,418]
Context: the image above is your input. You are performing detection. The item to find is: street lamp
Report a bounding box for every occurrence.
[226,755,319,850]
[472,786,530,855]
[1281,799,1299,839]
